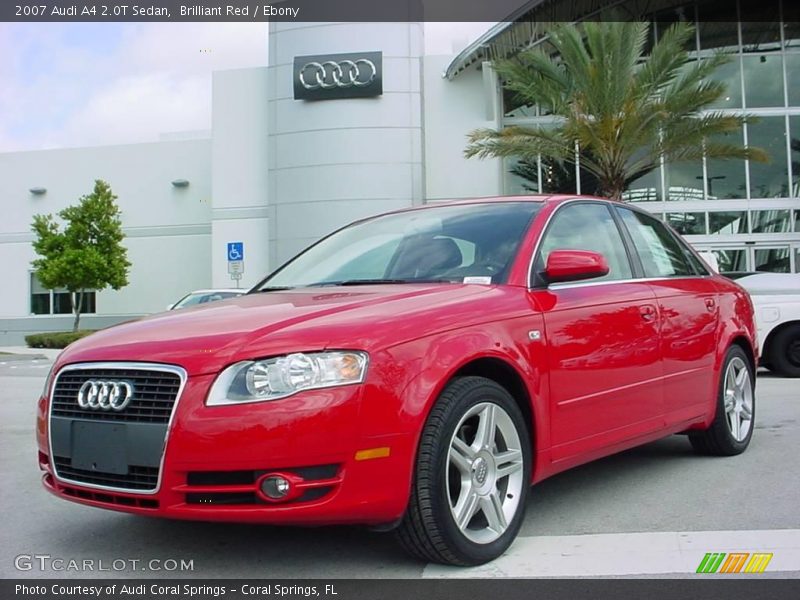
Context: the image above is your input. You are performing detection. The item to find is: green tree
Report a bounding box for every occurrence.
[31,180,131,331]
[465,21,768,200]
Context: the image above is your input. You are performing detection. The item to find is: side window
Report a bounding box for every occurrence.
[537,203,633,282]
[616,208,694,277]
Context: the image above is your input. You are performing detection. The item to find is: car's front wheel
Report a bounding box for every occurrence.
[396,376,531,565]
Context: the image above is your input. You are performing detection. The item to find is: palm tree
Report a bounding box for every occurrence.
[465,21,768,200]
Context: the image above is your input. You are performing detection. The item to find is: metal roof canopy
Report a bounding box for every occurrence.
[443,0,717,80]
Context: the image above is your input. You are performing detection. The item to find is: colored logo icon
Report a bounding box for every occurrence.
[696,552,773,574]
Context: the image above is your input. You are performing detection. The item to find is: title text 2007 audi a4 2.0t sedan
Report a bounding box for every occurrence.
[36,196,758,566]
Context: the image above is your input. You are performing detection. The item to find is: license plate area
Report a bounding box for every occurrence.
[71,421,128,475]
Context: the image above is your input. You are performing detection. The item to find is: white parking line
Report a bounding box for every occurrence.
[423,529,800,578]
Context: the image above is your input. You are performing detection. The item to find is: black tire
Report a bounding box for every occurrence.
[396,376,532,566]
[689,345,755,456]
[769,324,800,378]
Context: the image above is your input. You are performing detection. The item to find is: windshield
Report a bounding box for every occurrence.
[257,202,542,290]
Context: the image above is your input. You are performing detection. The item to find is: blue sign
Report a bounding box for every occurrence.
[227,242,244,262]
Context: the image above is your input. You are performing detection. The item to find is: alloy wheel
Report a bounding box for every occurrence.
[723,356,753,442]
[446,402,525,544]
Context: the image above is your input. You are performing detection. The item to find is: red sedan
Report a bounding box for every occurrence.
[36,196,757,566]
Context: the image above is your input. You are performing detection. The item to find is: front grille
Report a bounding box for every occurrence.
[61,486,159,509]
[53,456,159,491]
[51,367,181,423]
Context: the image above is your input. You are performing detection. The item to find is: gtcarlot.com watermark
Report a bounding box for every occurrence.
[14,554,194,572]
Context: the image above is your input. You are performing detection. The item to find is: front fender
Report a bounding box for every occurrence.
[356,314,548,492]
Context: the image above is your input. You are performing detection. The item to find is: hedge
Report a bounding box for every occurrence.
[25,330,97,349]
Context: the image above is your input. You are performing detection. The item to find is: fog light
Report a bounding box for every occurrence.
[260,475,291,500]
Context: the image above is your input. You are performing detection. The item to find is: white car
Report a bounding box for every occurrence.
[731,273,800,377]
[167,288,244,311]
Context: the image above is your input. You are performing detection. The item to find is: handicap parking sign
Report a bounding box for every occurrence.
[227,242,244,261]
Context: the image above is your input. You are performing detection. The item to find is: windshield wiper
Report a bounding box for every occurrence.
[308,278,453,287]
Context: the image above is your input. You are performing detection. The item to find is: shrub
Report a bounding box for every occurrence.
[25,330,97,349]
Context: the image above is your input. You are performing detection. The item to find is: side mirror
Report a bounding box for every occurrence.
[544,250,609,284]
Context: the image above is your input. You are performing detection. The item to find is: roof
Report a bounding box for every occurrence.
[444,0,549,80]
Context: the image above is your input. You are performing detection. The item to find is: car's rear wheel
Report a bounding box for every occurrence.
[689,346,755,456]
[769,324,800,378]
[396,376,531,565]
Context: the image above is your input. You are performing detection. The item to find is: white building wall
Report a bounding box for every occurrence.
[266,22,425,267]
[422,55,503,201]
[0,139,212,342]
[211,67,271,288]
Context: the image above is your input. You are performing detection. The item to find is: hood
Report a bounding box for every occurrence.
[57,284,506,375]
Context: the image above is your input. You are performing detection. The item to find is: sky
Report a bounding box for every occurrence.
[0,22,492,153]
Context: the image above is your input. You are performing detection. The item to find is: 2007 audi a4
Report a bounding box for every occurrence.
[36,196,757,565]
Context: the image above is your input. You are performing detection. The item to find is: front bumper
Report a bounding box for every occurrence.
[37,371,414,526]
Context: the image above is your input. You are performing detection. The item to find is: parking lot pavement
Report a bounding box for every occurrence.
[1,363,798,578]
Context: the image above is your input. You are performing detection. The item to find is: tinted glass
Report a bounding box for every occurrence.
[536,203,632,282]
[748,117,789,198]
[712,249,749,273]
[262,202,542,288]
[706,129,747,199]
[751,210,792,233]
[754,247,791,272]
[666,212,706,235]
[709,211,748,234]
[617,208,694,277]
[743,54,785,108]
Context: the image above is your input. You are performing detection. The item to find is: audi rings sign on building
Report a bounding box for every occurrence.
[77,380,135,411]
[294,52,382,101]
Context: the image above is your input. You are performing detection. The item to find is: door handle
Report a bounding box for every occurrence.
[704,297,716,312]
[639,304,657,321]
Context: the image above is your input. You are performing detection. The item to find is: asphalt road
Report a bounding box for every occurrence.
[1,356,798,579]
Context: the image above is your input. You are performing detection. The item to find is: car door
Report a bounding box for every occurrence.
[615,207,720,424]
[529,201,663,463]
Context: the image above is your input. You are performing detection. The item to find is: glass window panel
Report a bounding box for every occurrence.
[666,212,707,235]
[785,54,800,107]
[742,54,785,108]
[540,157,577,194]
[748,117,789,198]
[795,210,800,232]
[654,4,698,52]
[740,0,782,52]
[82,293,96,314]
[622,168,661,202]
[52,292,72,315]
[30,273,48,294]
[706,129,747,199]
[506,158,539,194]
[711,248,749,273]
[697,2,739,52]
[709,211,749,234]
[617,208,693,277]
[754,247,791,272]
[665,161,705,201]
[785,1,800,49]
[791,116,800,196]
[707,57,743,109]
[30,294,50,315]
[796,247,800,273]
[751,209,792,233]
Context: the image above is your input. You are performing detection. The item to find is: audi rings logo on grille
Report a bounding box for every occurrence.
[299,60,377,90]
[77,380,135,411]
[294,52,382,101]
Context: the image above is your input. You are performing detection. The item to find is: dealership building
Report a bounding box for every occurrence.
[1,0,798,343]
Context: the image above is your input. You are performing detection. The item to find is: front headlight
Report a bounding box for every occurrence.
[206,351,369,406]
